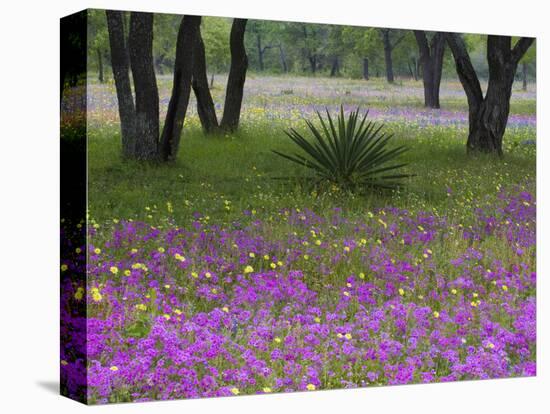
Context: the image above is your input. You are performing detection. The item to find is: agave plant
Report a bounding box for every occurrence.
[273,106,410,190]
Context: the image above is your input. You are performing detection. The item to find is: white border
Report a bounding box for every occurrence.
[0,1,547,413]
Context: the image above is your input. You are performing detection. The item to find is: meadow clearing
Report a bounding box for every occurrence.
[62,74,536,403]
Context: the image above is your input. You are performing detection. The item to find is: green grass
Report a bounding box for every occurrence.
[87,119,535,230]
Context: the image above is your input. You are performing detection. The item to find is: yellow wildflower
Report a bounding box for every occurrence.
[74,287,84,301]
[91,287,102,302]
[306,384,316,391]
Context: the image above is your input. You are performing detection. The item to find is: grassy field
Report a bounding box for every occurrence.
[87,76,535,229]
[63,75,537,402]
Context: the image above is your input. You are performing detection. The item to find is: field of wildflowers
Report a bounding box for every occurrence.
[61,76,536,403]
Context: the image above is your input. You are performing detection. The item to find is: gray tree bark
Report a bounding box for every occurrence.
[160,15,201,161]
[128,12,159,160]
[106,10,136,158]
[192,18,219,134]
[446,34,534,155]
[414,31,445,108]
[220,18,248,132]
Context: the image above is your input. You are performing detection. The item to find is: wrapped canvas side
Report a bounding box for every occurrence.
[60,9,88,404]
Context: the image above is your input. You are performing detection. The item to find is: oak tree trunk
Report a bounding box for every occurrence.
[521,62,527,91]
[330,57,340,77]
[97,47,104,83]
[106,10,136,158]
[278,44,288,73]
[446,33,534,155]
[414,31,445,108]
[128,12,159,160]
[257,34,264,71]
[192,20,219,134]
[382,30,394,83]
[220,18,248,132]
[363,58,369,80]
[160,15,200,161]
[309,55,317,74]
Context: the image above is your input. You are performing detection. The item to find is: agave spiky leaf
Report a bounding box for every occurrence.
[272,106,411,191]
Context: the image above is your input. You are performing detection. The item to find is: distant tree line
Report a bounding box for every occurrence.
[81,10,534,160]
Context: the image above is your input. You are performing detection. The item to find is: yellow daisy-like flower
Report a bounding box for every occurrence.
[344,333,352,340]
[94,248,101,255]
[274,337,282,343]
[173,309,183,315]
[91,287,102,302]
[398,288,405,296]
[109,266,118,275]
[222,306,229,313]
[263,387,272,393]
[74,287,84,301]
[158,247,165,253]
[502,285,508,292]
[163,314,171,320]
[433,311,440,318]
[60,264,68,272]
[230,387,239,395]
[270,263,277,269]
[109,366,119,371]
[451,289,457,295]
[263,254,270,260]
[249,252,256,258]
[306,384,316,391]
[244,265,254,274]
[205,272,212,278]
[61,360,68,366]
[314,317,321,323]
[124,269,131,276]
[359,272,365,279]
[344,246,350,253]
[174,253,186,262]
[135,303,147,311]
[343,291,350,297]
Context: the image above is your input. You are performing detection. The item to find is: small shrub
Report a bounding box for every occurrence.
[273,106,411,191]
